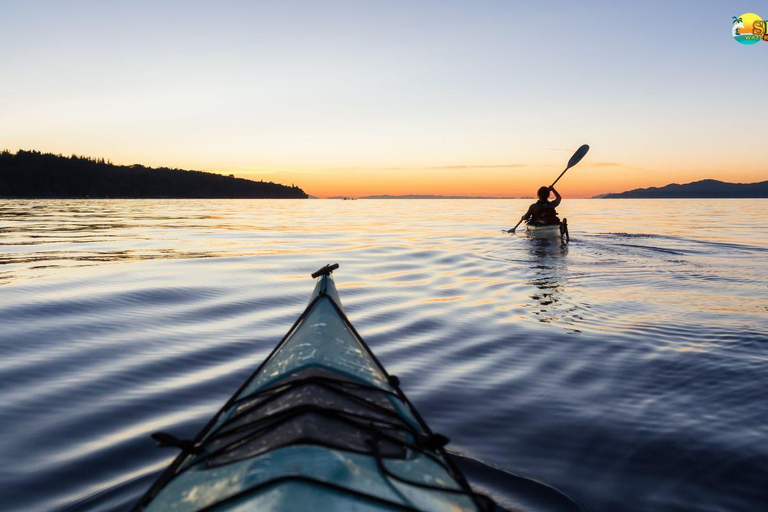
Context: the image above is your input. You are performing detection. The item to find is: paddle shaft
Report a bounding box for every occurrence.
[550,166,570,188]
[507,219,524,233]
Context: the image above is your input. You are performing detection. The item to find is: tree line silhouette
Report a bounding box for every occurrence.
[0,150,308,198]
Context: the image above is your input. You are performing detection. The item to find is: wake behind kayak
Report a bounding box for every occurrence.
[134,264,493,511]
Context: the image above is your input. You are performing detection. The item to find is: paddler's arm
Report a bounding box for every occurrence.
[521,204,534,221]
[549,186,562,207]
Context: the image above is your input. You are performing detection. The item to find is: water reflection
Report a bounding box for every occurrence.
[519,238,581,332]
[1,199,767,512]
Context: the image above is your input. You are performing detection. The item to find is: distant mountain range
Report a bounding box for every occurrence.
[354,194,515,199]
[596,179,768,199]
[0,150,307,199]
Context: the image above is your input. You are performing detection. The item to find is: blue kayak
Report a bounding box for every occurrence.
[134,264,493,511]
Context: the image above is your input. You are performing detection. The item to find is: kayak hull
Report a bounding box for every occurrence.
[134,266,486,512]
[525,224,561,239]
[525,218,569,240]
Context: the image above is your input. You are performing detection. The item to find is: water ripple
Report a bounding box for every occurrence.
[0,199,766,512]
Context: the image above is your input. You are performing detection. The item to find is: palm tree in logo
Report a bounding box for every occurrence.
[732,16,744,36]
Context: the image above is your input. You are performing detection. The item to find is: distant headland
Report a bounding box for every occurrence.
[352,194,515,199]
[0,150,307,199]
[596,179,768,199]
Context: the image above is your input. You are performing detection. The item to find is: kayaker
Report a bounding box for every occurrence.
[522,186,561,225]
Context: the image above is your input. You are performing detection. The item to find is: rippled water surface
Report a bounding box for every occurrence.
[1,199,767,512]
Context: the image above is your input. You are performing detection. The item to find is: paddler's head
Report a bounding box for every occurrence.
[537,186,550,200]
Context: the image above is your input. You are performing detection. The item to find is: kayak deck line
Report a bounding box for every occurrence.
[134,264,494,512]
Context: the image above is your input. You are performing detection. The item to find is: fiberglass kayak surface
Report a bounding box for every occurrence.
[134,264,489,512]
[525,219,568,240]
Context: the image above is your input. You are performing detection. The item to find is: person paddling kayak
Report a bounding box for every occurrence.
[522,186,561,226]
[507,144,587,239]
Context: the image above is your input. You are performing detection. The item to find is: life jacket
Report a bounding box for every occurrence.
[531,199,560,225]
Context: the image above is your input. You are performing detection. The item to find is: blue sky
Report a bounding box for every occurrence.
[1,1,765,196]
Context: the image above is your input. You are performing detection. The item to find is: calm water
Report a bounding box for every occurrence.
[1,199,767,512]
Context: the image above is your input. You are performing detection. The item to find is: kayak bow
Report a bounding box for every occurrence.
[134,263,492,512]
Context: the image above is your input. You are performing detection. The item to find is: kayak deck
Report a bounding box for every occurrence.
[135,264,490,512]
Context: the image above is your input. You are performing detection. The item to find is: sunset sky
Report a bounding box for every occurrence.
[1,1,765,198]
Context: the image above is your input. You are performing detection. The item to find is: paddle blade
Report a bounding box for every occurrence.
[566,144,589,170]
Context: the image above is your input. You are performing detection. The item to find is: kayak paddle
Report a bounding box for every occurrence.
[507,144,590,233]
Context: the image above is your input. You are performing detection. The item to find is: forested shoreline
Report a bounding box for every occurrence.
[0,150,307,199]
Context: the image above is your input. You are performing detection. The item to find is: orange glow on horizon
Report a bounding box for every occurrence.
[5,144,765,199]
[230,163,768,199]
[3,2,768,202]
